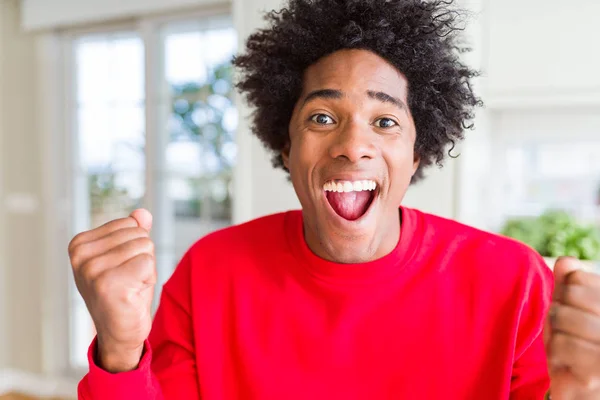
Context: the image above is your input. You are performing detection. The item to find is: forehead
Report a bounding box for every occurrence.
[302,49,409,99]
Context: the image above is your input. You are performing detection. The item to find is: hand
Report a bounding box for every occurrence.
[545,257,600,399]
[68,209,156,373]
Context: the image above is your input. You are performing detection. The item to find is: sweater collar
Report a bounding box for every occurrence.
[285,207,422,285]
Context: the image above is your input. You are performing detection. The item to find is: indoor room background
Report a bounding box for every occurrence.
[0,0,598,397]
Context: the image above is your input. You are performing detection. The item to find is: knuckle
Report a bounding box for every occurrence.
[137,252,154,263]
[551,304,564,326]
[70,231,87,244]
[566,270,585,285]
[118,289,136,305]
[134,226,150,237]
[77,263,92,281]
[116,226,147,241]
[75,241,93,259]
[586,314,600,334]
[561,284,575,303]
[69,248,83,268]
[68,233,87,256]
[135,237,154,254]
[91,273,113,297]
[104,217,134,230]
[135,253,156,282]
[551,332,569,353]
[82,256,103,275]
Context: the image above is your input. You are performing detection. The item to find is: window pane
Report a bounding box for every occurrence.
[502,142,600,223]
[153,22,237,286]
[76,34,144,105]
[70,32,145,370]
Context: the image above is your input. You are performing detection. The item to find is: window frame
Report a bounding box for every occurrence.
[38,4,233,380]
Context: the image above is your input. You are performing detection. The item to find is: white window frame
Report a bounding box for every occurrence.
[37,4,233,379]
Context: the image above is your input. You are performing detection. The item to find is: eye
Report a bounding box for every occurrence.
[374,117,398,128]
[310,114,335,125]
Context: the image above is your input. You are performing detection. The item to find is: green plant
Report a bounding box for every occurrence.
[500,210,600,260]
[170,62,236,175]
[89,173,132,212]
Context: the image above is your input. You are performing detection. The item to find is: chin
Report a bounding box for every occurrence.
[301,177,400,264]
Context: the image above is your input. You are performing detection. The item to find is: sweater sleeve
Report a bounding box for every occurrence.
[509,254,553,399]
[78,252,200,399]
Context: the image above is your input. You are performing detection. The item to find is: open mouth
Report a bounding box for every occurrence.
[324,180,377,221]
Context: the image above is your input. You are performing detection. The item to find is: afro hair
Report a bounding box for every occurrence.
[233,0,482,183]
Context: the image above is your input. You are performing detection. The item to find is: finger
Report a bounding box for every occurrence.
[69,217,138,251]
[565,269,600,290]
[117,252,157,288]
[96,253,157,296]
[549,332,600,388]
[554,256,583,287]
[544,308,553,351]
[551,302,600,343]
[70,227,150,270]
[130,209,153,232]
[554,284,600,317]
[80,237,155,278]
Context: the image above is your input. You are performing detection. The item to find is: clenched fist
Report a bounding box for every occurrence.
[546,257,600,399]
[68,209,156,373]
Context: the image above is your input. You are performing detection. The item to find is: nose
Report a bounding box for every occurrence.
[328,119,377,163]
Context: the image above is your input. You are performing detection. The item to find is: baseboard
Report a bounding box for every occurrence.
[0,369,77,399]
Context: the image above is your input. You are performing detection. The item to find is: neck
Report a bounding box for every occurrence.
[303,209,402,264]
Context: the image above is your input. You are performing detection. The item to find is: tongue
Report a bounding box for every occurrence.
[326,191,373,221]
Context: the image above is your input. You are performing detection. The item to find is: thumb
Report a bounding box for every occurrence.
[130,208,153,232]
[553,256,582,287]
[545,257,583,369]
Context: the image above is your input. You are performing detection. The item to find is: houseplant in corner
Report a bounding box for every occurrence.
[500,210,600,271]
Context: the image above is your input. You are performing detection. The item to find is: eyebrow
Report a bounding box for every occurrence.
[301,88,407,112]
[366,90,407,111]
[302,89,343,105]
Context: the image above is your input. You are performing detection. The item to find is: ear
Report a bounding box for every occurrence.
[281,142,291,170]
[412,153,420,174]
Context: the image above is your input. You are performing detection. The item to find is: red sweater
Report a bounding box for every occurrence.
[79,207,553,399]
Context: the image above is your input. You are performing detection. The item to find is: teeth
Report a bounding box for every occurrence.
[323,179,378,193]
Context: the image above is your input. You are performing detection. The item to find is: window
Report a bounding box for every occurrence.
[490,110,600,231]
[67,13,237,372]
[502,142,600,221]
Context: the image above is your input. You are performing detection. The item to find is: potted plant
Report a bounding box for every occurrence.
[500,210,600,271]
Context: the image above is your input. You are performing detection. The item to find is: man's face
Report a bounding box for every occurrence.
[284,49,419,264]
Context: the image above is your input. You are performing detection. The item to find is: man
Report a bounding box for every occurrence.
[69,0,600,398]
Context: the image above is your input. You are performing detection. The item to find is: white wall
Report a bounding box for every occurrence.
[22,0,230,31]
[0,0,44,374]
[487,106,600,229]
[480,0,600,230]
[486,0,600,107]
[0,0,7,371]
[232,0,301,224]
